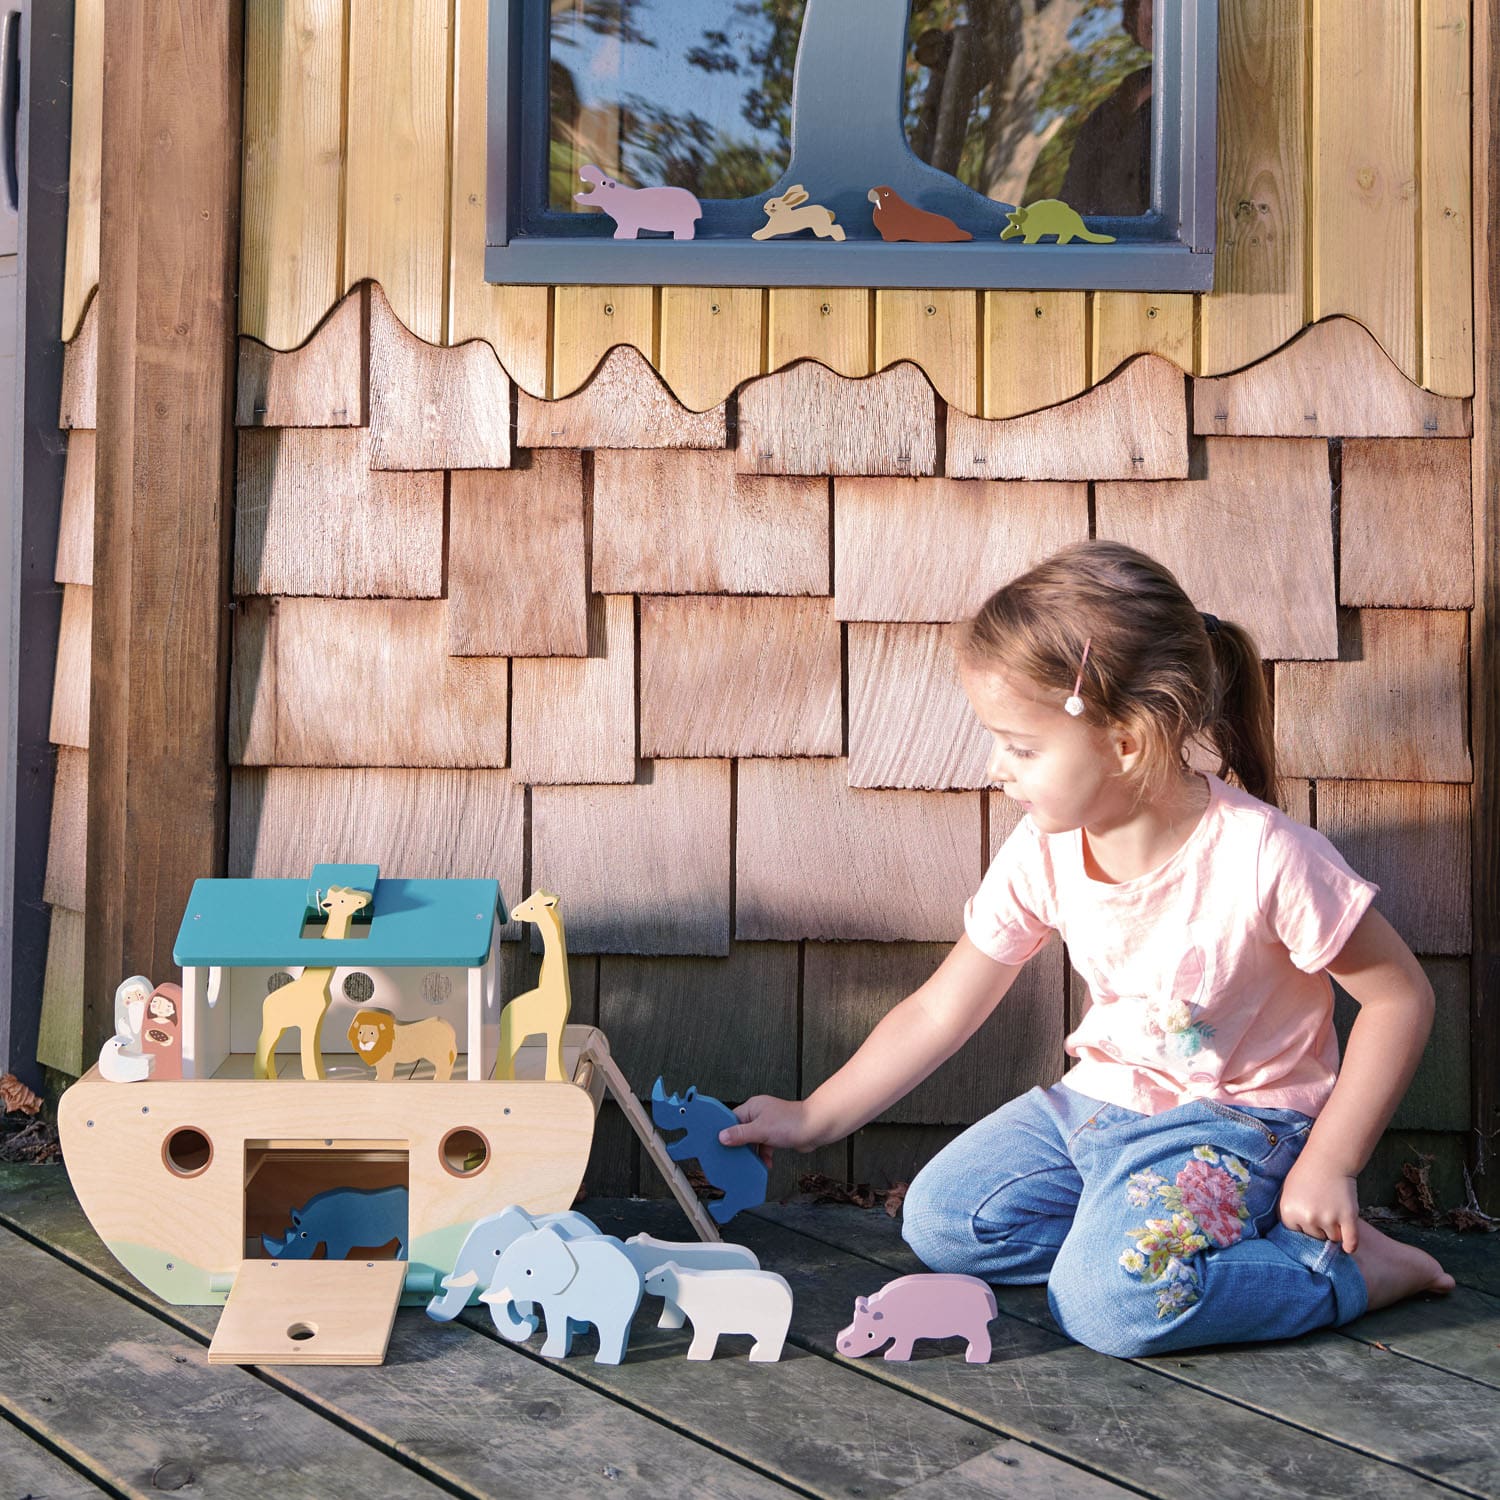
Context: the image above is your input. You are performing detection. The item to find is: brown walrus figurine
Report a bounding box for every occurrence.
[867,186,972,243]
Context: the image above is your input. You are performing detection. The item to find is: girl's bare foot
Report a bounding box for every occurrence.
[1349,1222,1456,1311]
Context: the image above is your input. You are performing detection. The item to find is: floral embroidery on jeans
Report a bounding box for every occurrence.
[1119,1150,1253,1317]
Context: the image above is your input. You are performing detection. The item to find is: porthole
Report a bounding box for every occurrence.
[422,971,452,1005]
[342,971,375,1003]
[440,1127,490,1178]
[162,1127,213,1178]
[266,971,293,994]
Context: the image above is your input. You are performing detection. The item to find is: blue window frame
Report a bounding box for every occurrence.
[486,0,1218,290]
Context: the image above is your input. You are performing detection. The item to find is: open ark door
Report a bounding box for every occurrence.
[208,1259,406,1365]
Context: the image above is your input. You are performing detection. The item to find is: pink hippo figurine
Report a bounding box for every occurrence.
[575,165,702,240]
[837,1273,998,1363]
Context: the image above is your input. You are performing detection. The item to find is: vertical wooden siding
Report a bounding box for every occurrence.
[61,0,1476,402]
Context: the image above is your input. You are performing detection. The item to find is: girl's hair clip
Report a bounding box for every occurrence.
[1064,637,1092,717]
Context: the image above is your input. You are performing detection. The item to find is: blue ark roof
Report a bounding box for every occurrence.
[173,864,502,968]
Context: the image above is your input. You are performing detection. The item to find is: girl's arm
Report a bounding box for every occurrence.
[719,933,1025,1160]
[1279,907,1435,1252]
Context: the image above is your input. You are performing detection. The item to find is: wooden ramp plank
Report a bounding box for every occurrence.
[0,1414,114,1498]
[747,1204,1484,1500]
[0,1223,448,1499]
[947,355,1188,481]
[0,1170,797,1500]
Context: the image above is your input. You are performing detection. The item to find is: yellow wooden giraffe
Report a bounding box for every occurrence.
[254,886,372,1080]
[494,890,572,1082]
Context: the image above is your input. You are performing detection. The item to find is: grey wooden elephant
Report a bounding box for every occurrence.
[425,1205,599,1322]
[480,1225,643,1364]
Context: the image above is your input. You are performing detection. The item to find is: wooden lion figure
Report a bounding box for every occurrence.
[347,1009,458,1082]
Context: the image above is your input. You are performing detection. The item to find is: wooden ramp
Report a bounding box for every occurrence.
[0,1164,1495,1499]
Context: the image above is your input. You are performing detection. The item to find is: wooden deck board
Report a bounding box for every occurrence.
[754,1202,1500,1497]
[3,1166,1496,1500]
[0,1414,111,1498]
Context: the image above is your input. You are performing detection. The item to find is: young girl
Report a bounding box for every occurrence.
[722,540,1454,1357]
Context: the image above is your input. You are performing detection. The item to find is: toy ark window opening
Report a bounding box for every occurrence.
[243,1142,409,1262]
[487,0,1217,290]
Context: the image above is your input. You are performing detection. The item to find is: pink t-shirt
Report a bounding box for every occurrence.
[964,773,1378,1118]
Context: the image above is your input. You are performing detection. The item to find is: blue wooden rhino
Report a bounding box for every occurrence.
[650,1077,768,1225]
[261,1184,408,1261]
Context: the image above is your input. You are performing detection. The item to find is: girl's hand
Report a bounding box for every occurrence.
[718,1095,816,1169]
[1278,1152,1361,1253]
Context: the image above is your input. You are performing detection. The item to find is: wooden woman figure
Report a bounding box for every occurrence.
[140,983,184,1080]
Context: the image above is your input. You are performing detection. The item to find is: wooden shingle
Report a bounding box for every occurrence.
[599,944,799,1102]
[43,747,87,911]
[367,284,511,470]
[229,766,525,939]
[516,345,726,451]
[1339,439,1474,607]
[59,294,97,431]
[736,361,937,478]
[1316,780,1470,955]
[49,585,91,750]
[1275,610,1470,781]
[229,598,509,767]
[640,595,841,759]
[835,476,1087,622]
[236,287,366,427]
[847,623,989,789]
[802,938,1065,1125]
[532,760,731,955]
[1096,438,1337,659]
[37,907,85,1077]
[736,758,979,941]
[511,594,636,785]
[235,428,444,598]
[447,451,588,657]
[592,449,828,596]
[56,431,94,586]
[946,354,1188,481]
[1192,318,1472,438]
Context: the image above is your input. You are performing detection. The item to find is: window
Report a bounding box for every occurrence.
[487,0,1217,290]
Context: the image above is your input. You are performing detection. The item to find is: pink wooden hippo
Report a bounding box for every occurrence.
[574,165,702,240]
[837,1273,997,1363]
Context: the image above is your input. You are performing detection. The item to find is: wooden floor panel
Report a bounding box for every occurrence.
[1,1166,1496,1500]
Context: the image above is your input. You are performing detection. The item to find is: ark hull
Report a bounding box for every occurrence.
[58,1066,596,1306]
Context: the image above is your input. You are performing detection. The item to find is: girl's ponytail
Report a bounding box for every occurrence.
[1204,620,1278,808]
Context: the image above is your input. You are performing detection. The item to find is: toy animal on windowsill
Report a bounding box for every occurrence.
[999,199,1115,246]
[650,1077,768,1224]
[574,164,702,240]
[347,1010,457,1081]
[867,185,971,243]
[751,185,845,242]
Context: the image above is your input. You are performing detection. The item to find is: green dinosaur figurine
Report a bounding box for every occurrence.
[999,199,1116,246]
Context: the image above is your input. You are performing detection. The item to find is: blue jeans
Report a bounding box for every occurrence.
[902,1083,1368,1358]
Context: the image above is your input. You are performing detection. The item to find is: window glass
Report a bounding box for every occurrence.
[548,0,807,211]
[903,0,1154,216]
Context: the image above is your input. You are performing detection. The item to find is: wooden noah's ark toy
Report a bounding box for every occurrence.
[57,863,716,1365]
